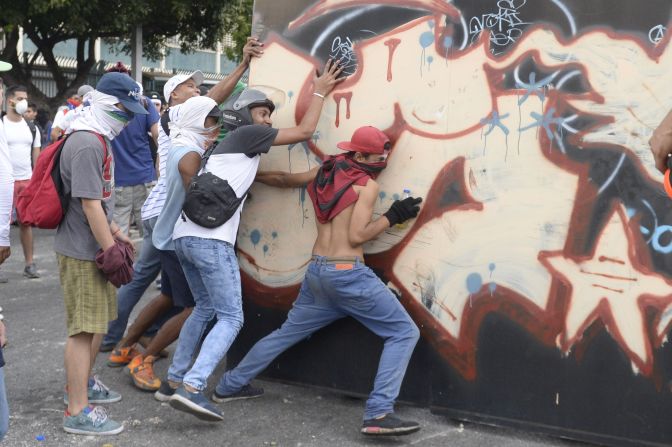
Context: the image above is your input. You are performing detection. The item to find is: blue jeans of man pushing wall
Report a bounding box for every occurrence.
[215,257,420,420]
[168,237,244,390]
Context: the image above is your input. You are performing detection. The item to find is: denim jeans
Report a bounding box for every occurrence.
[102,216,161,347]
[0,367,8,441]
[168,236,244,391]
[216,256,419,420]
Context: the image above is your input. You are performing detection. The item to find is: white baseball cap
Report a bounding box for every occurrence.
[163,71,204,103]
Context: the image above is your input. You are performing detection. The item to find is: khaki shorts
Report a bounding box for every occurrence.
[57,254,117,337]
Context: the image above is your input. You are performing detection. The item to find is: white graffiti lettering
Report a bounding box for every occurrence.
[469,0,530,50]
[330,36,358,76]
[649,24,667,44]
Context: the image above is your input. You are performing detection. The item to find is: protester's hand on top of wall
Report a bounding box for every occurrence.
[243,37,264,66]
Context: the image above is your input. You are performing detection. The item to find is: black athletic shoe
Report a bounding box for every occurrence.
[154,381,176,402]
[211,384,264,403]
[361,414,421,436]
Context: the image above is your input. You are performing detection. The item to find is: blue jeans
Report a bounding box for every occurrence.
[0,367,8,441]
[168,237,244,391]
[103,216,161,347]
[215,257,419,420]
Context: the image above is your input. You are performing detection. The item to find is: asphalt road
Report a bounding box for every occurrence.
[0,227,588,447]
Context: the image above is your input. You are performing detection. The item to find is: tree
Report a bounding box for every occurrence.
[0,0,254,111]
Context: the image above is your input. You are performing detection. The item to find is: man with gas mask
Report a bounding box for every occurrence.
[1,85,41,281]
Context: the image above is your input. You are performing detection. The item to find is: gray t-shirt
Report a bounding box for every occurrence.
[54,131,115,261]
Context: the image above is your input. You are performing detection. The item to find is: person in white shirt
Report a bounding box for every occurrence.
[0,59,15,442]
[163,60,343,421]
[2,85,41,279]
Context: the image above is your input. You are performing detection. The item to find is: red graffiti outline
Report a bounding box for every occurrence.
[241,11,672,380]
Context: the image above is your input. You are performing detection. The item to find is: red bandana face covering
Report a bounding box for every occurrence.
[308,153,387,224]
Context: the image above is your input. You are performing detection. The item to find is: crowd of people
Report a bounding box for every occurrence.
[0,36,431,439]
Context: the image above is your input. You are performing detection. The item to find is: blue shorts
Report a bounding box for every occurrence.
[159,249,195,308]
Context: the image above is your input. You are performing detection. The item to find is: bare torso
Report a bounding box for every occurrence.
[311,184,366,258]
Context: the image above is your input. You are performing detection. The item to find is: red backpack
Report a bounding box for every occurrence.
[16,130,108,229]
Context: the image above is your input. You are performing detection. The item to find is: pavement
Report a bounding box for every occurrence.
[0,226,589,447]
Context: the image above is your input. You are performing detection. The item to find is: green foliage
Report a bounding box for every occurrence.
[0,0,254,108]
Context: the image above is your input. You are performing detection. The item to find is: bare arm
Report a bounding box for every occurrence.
[348,180,390,246]
[650,109,672,173]
[32,145,40,167]
[82,199,115,251]
[273,59,345,146]
[255,166,319,188]
[150,122,159,149]
[178,152,202,189]
[207,37,264,104]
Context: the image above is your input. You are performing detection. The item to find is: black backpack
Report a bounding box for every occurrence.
[181,145,248,228]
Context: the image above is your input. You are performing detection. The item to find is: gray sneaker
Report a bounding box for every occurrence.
[23,263,40,279]
[169,387,223,421]
[64,376,122,405]
[63,405,124,435]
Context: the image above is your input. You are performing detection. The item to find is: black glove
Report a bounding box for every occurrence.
[383,196,422,227]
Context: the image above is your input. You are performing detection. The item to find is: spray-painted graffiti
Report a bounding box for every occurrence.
[469,0,530,51]
[649,24,667,44]
[240,0,672,444]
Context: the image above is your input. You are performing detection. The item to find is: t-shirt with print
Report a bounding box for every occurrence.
[172,124,279,245]
[3,116,41,180]
[112,96,160,187]
[54,131,115,261]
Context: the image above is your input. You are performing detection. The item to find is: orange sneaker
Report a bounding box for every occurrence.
[124,354,144,376]
[107,344,141,367]
[130,355,161,391]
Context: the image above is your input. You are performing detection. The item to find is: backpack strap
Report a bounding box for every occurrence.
[26,120,37,147]
[160,109,171,136]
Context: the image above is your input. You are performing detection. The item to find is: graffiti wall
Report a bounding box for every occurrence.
[229,1,672,445]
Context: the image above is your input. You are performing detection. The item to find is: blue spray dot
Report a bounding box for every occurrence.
[263,245,269,255]
[489,263,496,272]
[392,193,400,201]
[489,283,497,294]
[428,20,435,28]
[419,32,434,49]
[466,273,483,294]
[640,226,650,235]
[36,435,45,442]
[288,91,294,98]
[443,36,453,49]
[626,207,636,218]
[379,191,387,201]
[427,55,434,64]
[272,231,278,239]
[250,229,261,247]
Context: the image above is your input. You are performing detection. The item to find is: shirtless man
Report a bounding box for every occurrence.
[213,125,423,436]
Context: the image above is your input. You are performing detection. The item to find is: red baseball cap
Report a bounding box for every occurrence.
[337,126,390,154]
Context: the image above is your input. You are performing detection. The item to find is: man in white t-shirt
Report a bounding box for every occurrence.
[0,59,15,441]
[2,85,41,279]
